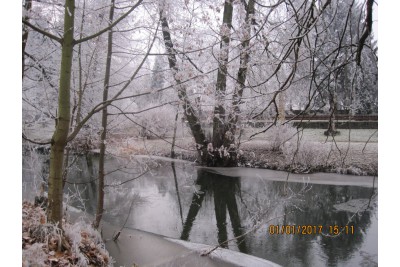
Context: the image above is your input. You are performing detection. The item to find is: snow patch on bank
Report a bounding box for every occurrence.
[165,238,281,267]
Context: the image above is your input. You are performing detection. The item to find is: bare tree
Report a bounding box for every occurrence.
[93,0,115,229]
[160,0,256,167]
[23,0,144,227]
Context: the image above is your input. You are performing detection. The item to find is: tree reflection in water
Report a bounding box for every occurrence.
[28,153,377,266]
[180,169,248,253]
[261,182,377,266]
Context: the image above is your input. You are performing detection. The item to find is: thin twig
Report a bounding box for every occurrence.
[201,214,286,256]
[362,129,378,153]
[112,197,135,241]
[22,133,52,145]
[105,169,150,187]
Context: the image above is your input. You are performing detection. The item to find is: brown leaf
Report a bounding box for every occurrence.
[55,251,65,258]
[81,231,89,239]
[40,214,46,224]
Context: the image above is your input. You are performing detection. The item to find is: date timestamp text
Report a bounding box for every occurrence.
[268,225,355,235]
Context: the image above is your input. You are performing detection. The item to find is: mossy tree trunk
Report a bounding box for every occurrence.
[47,0,75,227]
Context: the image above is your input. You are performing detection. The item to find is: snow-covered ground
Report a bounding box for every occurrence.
[23,122,378,176]
[104,128,378,176]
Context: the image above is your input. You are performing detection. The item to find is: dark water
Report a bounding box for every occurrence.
[23,153,378,267]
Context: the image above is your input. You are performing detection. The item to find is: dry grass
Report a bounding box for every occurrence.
[227,126,377,175]
[106,127,378,175]
[22,201,112,267]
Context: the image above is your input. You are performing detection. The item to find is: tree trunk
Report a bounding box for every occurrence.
[170,108,179,159]
[75,0,86,125]
[22,0,32,78]
[277,90,286,122]
[47,0,75,227]
[213,0,254,167]
[212,0,233,148]
[94,0,115,229]
[229,0,255,134]
[325,89,338,136]
[159,6,208,163]
[160,0,254,167]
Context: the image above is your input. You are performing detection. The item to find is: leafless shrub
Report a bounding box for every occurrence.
[266,124,297,152]
[65,220,112,266]
[136,105,176,138]
[283,141,330,171]
[336,166,366,176]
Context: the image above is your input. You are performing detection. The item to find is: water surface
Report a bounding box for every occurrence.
[22,153,378,266]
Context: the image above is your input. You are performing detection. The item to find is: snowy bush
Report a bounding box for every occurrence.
[23,243,48,266]
[265,124,297,152]
[64,220,112,266]
[283,141,330,170]
[22,201,112,267]
[336,166,366,176]
[136,105,177,139]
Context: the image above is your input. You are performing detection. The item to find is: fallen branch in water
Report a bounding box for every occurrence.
[200,214,286,257]
[112,197,135,241]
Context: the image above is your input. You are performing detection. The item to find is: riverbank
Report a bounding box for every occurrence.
[106,128,378,176]
[21,201,282,267]
[22,202,111,266]
[22,124,378,176]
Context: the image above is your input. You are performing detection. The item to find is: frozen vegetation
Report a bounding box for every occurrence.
[22,202,112,267]
[101,125,378,176]
[23,117,378,177]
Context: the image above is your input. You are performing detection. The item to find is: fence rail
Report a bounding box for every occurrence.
[285,114,378,121]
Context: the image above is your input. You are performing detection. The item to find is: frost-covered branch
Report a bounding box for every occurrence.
[74,0,143,44]
[67,22,159,142]
[22,20,62,44]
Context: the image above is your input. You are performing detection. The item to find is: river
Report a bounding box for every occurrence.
[22,152,378,267]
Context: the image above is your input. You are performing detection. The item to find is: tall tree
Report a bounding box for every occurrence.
[159,2,208,164]
[227,0,255,134]
[212,0,234,149]
[160,0,255,167]
[94,0,115,229]
[46,0,75,226]
[23,0,145,227]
